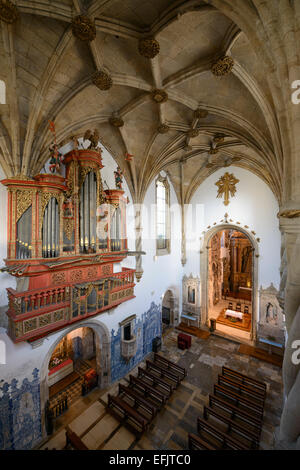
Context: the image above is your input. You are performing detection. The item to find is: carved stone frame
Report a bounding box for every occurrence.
[200,224,259,342]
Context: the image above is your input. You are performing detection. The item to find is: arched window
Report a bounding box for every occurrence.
[156,175,170,255]
[0,80,6,104]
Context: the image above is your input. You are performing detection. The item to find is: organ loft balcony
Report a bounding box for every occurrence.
[0,148,135,343]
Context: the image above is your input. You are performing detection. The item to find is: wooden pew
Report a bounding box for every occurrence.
[197,417,249,450]
[214,384,264,419]
[146,360,180,388]
[129,375,167,407]
[138,367,174,395]
[203,406,260,449]
[222,366,267,395]
[65,425,89,450]
[209,394,262,434]
[118,383,158,420]
[188,433,218,450]
[107,394,149,434]
[218,375,265,404]
[154,353,186,380]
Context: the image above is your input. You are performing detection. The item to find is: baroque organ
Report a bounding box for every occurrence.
[1,148,135,343]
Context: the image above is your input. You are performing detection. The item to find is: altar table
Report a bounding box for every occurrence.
[225,309,243,320]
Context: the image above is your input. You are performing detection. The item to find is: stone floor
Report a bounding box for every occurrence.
[40,329,283,451]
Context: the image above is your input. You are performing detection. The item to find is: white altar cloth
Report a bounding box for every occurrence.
[225,309,243,320]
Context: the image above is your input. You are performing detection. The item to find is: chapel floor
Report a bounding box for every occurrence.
[39,329,283,451]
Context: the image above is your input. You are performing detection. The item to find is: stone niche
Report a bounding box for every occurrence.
[181,274,201,327]
[257,283,286,346]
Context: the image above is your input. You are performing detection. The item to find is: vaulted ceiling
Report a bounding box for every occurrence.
[1,0,298,205]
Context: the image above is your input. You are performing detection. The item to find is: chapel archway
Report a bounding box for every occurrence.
[162,289,175,333]
[201,224,259,342]
[39,320,111,437]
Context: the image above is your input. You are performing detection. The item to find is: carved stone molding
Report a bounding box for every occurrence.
[151,89,168,103]
[71,15,96,42]
[157,124,170,134]
[92,70,113,90]
[211,56,234,76]
[138,37,160,59]
[0,0,18,24]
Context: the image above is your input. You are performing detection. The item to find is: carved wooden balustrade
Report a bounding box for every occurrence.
[7,267,135,343]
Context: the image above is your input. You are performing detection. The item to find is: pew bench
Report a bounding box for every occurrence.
[209,394,262,434]
[153,353,186,380]
[118,383,158,420]
[214,384,264,419]
[188,433,218,450]
[129,375,167,407]
[218,375,265,404]
[138,367,174,395]
[196,417,249,450]
[203,406,260,449]
[65,425,89,450]
[107,394,149,435]
[146,360,180,388]
[222,366,267,395]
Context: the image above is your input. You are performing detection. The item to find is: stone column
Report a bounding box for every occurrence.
[277,214,300,447]
[134,204,143,282]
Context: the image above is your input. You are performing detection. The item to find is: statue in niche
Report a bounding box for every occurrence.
[188,286,195,304]
[83,129,100,150]
[114,166,123,189]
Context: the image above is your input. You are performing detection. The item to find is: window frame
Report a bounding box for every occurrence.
[155,174,171,256]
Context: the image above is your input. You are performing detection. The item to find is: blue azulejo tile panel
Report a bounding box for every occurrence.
[0,368,42,450]
[111,302,162,382]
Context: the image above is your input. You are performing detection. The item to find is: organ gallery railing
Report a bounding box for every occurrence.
[7,267,135,343]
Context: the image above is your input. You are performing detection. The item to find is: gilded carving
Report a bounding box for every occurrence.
[187,129,199,138]
[138,37,160,58]
[215,172,239,206]
[39,314,51,328]
[71,15,96,42]
[151,89,168,103]
[87,267,98,279]
[92,70,113,90]
[24,318,37,333]
[0,0,18,24]
[52,272,66,285]
[54,310,64,322]
[109,116,124,127]
[157,124,170,134]
[278,210,300,218]
[16,189,34,221]
[70,270,83,282]
[63,218,74,241]
[211,56,234,76]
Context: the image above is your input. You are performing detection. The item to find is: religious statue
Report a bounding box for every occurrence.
[215,172,239,206]
[114,166,123,189]
[83,129,100,150]
[48,120,63,174]
[49,143,63,174]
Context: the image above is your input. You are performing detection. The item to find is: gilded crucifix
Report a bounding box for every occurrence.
[215,172,239,206]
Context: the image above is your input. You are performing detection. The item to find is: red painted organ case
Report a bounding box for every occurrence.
[1,149,135,343]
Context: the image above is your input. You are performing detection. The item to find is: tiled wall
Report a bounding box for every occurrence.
[0,368,42,450]
[111,302,162,382]
[0,302,162,450]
